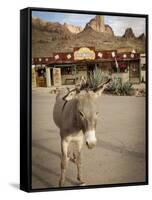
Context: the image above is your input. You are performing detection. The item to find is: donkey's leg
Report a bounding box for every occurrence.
[76,139,85,185]
[59,139,69,187]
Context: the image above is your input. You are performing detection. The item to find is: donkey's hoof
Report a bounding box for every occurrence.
[79,182,86,186]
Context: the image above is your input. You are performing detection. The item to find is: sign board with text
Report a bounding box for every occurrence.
[74,47,95,60]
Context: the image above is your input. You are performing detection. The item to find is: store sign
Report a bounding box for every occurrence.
[74,47,95,60]
[53,68,61,86]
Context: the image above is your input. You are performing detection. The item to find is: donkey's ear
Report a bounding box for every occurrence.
[93,78,111,98]
[93,87,105,98]
[63,89,78,101]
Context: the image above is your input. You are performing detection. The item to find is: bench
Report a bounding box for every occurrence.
[65,78,75,85]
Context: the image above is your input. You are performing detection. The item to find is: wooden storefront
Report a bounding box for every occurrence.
[32,47,141,87]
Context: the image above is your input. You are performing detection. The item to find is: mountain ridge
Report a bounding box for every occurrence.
[32,16,145,57]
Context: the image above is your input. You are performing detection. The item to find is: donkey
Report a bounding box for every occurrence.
[53,79,111,187]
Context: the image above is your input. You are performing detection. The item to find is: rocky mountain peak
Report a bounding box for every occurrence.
[85,15,114,36]
[85,15,105,32]
[122,28,135,39]
[138,33,145,41]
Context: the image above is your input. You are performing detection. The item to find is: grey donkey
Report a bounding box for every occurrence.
[53,79,111,187]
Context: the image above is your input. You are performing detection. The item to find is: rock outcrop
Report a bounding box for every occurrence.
[138,33,145,41]
[85,15,114,36]
[64,23,83,33]
[105,24,114,36]
[85,15,105,32]
[122,28,136,39]
[32,17,71,35]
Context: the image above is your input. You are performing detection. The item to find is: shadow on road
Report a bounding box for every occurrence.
[97,139,145,159]
[32,142,61,159]
[45,128,58,134]
[32,161,78,186]
[32,171,54,188]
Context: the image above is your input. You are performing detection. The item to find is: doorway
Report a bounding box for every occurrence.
[129,61,140,83]
[36,68,46,87]
[87,64,95,79]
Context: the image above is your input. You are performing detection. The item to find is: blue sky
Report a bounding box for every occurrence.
[32,11,145,36]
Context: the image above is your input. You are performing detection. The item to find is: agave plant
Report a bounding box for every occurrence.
[87,67,133,96]
[88,67,108,90]
[122,81,133,95]
[106,77,133,95]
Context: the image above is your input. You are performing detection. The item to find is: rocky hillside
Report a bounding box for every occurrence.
[32,16,145,57]
[32,17,72,39]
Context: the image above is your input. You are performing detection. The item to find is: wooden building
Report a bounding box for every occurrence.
[32,47,142,87]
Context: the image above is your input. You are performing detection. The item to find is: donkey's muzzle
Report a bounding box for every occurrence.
[86,141,96,149]
[85,130,97,149]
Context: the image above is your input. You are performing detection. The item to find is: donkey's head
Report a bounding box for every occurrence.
[63,79,111,149]
[76,90,98,149]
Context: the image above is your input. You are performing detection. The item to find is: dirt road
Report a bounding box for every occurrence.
[32,89,146,189]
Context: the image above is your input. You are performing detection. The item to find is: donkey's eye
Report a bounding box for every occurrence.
[79,111,85,118]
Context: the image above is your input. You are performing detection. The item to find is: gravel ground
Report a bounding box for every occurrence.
[32,89,146,189]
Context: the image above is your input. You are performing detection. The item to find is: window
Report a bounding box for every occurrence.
[112,62,128,73]
[61,67,72,75]
[61,66,76,75]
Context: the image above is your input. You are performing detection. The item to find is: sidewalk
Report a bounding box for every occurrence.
[32,82,146,96]
[32,85,75,94]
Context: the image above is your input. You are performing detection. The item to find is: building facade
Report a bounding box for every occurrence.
[32,47,144,88]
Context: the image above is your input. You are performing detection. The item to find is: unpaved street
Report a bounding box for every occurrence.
[32,88,146,189]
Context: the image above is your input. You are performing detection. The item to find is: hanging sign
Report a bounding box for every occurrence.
[74,47,95,60]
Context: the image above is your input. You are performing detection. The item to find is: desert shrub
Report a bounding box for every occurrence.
[87,68,133,96]
[106,77,121,95]
[122,81,133,95]
[88,67,108,90]
[106,77,133,96]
